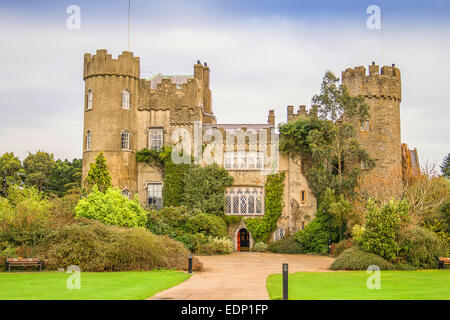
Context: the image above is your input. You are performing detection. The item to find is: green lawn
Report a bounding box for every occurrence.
[267,270,450,300]
[0,270,190,300]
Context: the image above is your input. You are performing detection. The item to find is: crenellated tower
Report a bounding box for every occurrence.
[82,49,140,195]
[342,62,403,193]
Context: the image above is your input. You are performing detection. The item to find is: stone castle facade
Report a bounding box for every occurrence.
[82,49,418,250]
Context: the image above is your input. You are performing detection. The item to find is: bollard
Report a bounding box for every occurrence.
[282,263,288,300]
[188,254,193,274]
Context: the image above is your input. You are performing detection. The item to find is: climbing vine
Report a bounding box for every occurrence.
[245,172,285,243]
[136,148,233,212]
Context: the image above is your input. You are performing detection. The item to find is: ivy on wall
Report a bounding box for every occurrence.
[136,148,189,207]
[245,172,285,243]
[136,148,233,212]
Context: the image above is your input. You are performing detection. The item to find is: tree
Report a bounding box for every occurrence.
[441,153,450,179]
[279,71,374,199]
[48,158,82,197]
[312,71,369,123]
[0,152,24,197]
[23,151,56,192]
[323,188,352,240]
[84,152,112,193]
[182,164,233,216]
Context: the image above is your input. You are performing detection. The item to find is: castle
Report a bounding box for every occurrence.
[81,49,419,251]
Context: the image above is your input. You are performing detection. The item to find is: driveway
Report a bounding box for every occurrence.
[150,252,335,300]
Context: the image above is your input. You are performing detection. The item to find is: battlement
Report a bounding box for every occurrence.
[287,105,317,122]
[341,62,401,101]
[83,49,140,80]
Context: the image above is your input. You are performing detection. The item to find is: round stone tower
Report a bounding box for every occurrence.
[342,62,402,192]
[82,49,140,195]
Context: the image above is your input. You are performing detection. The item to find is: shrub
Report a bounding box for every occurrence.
[75,186,147,227]
[252,241,267,252]
[34,220,193,271]
[294,213,338,254]
[196,237,233,255]
[1,186,53,232]
[330,246,395,270]
[182,164,233,216]
[268,236,303,254]
[332,239,354,257]
[184,213,228,238]
[147,206,190,231]
[353,199,409,261]
[397,225,447,269]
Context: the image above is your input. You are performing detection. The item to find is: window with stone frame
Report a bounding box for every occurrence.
[223,152,264,170]
[87,90,93,110]
[147,182,162,210]
[121,130,130,150]
[149,128,164,151]
[361,120,370,131]
[121,189,130,199]
[122,89,131,109]
[225,187,264,215]
[86,131,92,150]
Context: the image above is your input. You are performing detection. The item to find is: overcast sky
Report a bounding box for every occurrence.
[0,0,449,167]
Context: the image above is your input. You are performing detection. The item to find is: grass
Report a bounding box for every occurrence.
[0,270,190,300]
[266,270,450,300]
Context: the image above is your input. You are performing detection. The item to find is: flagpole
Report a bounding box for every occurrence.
[381,10,384,66]
[128,0,131,51]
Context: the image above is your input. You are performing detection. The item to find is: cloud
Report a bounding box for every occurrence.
[0,6,448,167]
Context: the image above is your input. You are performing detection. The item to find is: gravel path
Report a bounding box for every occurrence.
[149,252,335,300]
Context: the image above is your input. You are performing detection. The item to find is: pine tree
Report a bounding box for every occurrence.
[84,152,112,193]
[441,153,450,179]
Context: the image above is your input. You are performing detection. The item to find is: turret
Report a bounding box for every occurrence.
[342,62,403,194]
[82,49,139,196]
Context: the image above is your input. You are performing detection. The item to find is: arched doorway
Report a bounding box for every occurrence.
[237,228,250,251]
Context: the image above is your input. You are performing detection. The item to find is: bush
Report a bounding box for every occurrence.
[75,186,147,227]
[268,236,303,254]
[34,220,193,271]
[182,164,233,216]
[196,237,233,255]
[1,187,53,232]
[397,225,447,269]
[252,242,267,252]
[146,206,190,232]
[184,213,228,238]
[353,199,409,261]
[294,213,338,254]
[330,246,395,270]
[331,239,354,257]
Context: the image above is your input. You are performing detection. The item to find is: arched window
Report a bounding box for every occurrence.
[86,131,92,150]
[121,130,130,150]
[225,195,231,214]
[121,189,130,199]
[225,187,264,215]
[122,89,130,109]
[87,90,93,110]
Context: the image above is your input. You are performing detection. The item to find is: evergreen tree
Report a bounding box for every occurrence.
[279,71,374,199]
[84,152,112,193]
[440,153,450,179]
[0,152,24,197]
[23,151,56,192]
